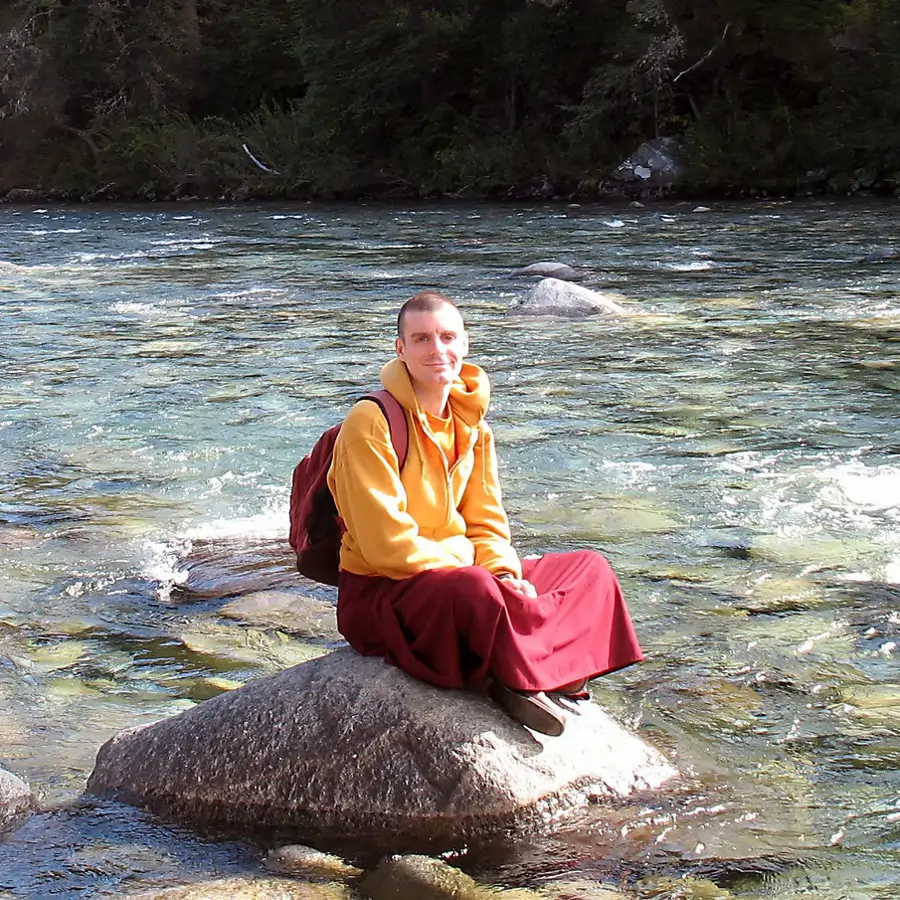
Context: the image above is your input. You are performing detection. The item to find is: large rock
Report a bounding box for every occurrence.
[0,768,36,830]
[604,136,682,198]
[509,278,628,318]
[87,649,675,850]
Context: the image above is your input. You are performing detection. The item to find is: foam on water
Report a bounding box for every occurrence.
[601,458,659,488]
[181,506,288,542]
[110,300,191,318]
[142,501,289,602]
[26,228,85,235]
[666,260,715,271]
[73,250,153,263]
[716,450,900,551]
[207,287,290,302]
[825,462,900,513]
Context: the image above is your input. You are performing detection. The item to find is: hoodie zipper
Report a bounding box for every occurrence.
[419,414,479,522]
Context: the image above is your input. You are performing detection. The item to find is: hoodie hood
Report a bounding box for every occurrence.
[381,359,489,426]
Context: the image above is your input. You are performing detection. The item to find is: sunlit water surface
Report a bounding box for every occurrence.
[1,200,899,898]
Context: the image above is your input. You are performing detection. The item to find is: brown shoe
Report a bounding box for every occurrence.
[488,681,566,737]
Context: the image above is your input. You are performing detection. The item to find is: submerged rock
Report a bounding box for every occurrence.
[171,536,299,602]
[359,855,482,900]
[737,576,827,615]
[543,883,626,900]
[0,767,36,830]
[861,247,898,263]
[360,855,578,899]
[265,844,363,880]
[509,262,584,281]
[122,876,351,899]
[86,649,675,850]
[636,874,737,899]
[220,590,341,641]
[509,278,628,318]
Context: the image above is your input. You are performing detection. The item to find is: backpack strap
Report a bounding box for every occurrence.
[360,389,409,469]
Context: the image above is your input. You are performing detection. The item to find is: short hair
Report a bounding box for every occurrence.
[397,291,460,337]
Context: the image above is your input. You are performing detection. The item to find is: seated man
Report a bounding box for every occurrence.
[327,290,643,735]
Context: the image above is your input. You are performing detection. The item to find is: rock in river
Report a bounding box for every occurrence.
[0,767,36,830]
[861,247,898,263]
[510,277,628,318]
[86,648,676,850]
[510,262,585,281]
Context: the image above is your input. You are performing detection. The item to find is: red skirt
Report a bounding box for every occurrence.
[337,549,643,692]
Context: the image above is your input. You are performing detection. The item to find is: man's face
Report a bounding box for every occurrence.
[396,305,469,389]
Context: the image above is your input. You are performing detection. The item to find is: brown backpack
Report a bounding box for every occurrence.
[288,391,408,585]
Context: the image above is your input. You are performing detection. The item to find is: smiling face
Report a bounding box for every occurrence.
[395,303,469,391]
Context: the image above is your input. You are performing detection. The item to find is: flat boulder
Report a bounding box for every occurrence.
[87,649,675,850]
[510,278,628,318]
[0,768,36,830]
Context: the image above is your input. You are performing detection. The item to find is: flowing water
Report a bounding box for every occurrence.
[0,199,899,898]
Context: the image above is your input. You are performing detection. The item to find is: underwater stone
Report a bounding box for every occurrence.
[122,876,351,899]
[359,855,482,900]
[265,844,363,880]
[220,590,341,641]
[861,247,898,263]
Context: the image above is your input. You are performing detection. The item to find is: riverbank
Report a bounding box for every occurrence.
[2,173,898,205]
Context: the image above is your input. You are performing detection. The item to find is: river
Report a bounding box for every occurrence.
[0,199,898,898]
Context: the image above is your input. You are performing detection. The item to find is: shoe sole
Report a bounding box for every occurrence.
[488,682,566,737]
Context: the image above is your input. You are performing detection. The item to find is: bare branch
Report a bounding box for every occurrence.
[242,143,280,175]
[673,22,731,84]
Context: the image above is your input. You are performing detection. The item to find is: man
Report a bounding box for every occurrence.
[327,290,642,735]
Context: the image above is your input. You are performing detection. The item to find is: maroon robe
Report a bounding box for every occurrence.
[337,549,642,692]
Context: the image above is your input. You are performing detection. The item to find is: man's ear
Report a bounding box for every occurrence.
[395,336,404,358]
[461,330,470,357]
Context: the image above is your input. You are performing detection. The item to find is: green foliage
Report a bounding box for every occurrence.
[2,0,900,199]
[91,115,243,199]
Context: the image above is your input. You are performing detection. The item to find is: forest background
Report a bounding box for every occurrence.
[1,0,899,202]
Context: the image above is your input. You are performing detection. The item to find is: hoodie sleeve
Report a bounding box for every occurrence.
[457,422,523,579]
[328,402,466,578]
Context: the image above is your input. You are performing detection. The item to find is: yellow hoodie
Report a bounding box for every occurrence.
[327,359,523,581]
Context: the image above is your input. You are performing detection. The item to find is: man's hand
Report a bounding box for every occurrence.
[500,577,537,598]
